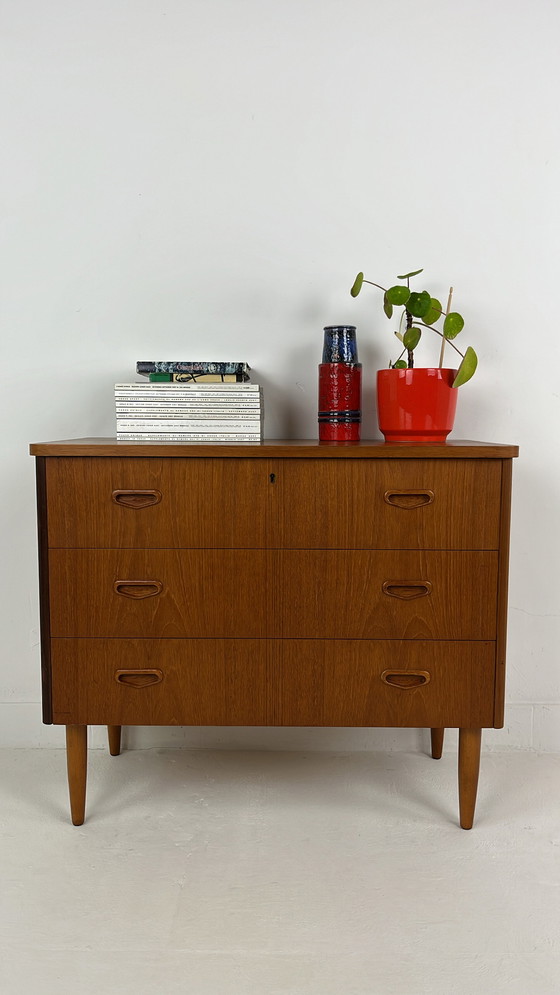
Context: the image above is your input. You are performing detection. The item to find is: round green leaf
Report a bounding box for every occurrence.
[396,268,423,280]
[423,298,442,326]
[350,272,364,297]
[407,291,432,318]
[452,346,478,387]
[403,326,422,350]
[386,285,411,306]
[383,293,393,319]
[392,360,408,369]
[443,311,465,339]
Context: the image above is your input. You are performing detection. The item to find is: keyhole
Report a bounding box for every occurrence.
[269,473,276,484]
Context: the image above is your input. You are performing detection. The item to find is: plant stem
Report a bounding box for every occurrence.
[438,287,453,368]
[417,322,464,358]
[405,308,414,368]
[363,280,387,292]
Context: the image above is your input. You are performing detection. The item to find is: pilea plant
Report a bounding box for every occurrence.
[350,267,478,387]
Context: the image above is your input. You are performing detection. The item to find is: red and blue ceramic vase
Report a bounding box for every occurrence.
[318,325,362,442]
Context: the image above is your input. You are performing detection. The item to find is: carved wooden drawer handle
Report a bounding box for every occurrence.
[114,580,163,599]
[112,489,162,509]
[382,581,432,600]
[384,489,435,509]
[115,669,164,688]
[381,670,431,689]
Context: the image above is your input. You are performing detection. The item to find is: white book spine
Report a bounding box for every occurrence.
[114,383,262,397]
[116,421,262,428]
[116,411,262,420]
[115,395,262,401]
[115,403,263,411]
[116,420,262,431]
[117,408,262,421]
[116,433,262,441]
[115,383,261,391]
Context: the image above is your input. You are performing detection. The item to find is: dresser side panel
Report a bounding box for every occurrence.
[35,457,52,723]
[494,459,514,727]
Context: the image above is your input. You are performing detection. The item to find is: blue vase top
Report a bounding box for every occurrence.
[322,325,358,364]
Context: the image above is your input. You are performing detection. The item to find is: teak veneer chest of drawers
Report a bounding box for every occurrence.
[30,438,518,828]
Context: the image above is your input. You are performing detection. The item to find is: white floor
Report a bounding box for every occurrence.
[1,746,559,995]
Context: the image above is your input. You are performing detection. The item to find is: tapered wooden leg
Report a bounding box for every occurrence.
[66,724,87,826]
[430,727,445,759]
[108,725,122,756]
[458,728,482,830]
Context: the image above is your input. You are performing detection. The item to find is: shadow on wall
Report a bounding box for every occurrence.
[111,725,431,753]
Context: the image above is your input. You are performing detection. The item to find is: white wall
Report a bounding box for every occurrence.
[1,0,558,750]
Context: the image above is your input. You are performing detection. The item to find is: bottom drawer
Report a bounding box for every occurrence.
[51,639,496,727]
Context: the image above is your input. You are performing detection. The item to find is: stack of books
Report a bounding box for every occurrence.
[115,362,263,441]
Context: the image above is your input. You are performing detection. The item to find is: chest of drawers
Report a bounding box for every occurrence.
[30,438,518,828]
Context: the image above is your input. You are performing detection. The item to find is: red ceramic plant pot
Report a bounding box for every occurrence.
[376,368,458,442]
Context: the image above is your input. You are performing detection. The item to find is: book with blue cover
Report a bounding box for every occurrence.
[136,361,251,380]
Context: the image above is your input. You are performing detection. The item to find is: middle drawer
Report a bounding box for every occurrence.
[49,549,498,639]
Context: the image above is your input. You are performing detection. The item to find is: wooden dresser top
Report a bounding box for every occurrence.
[30,439,519,459]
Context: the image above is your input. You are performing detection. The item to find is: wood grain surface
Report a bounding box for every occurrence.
[48,548,498,639]
[30,438,519,458]
[44,456,503,550]
[51,638,496,727]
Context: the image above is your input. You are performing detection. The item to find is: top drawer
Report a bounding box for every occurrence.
[44,456,502,550]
